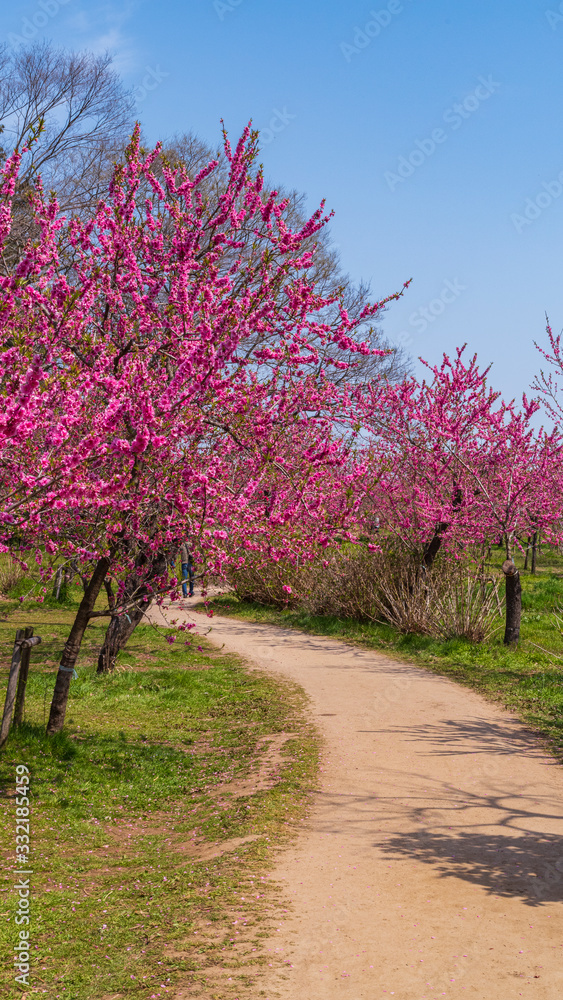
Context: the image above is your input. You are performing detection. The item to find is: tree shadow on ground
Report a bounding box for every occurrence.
[312,777,563,906]
[380,824,563,906]
[375,715,553,759]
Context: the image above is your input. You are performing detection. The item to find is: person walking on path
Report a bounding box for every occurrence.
[180,541,194,598]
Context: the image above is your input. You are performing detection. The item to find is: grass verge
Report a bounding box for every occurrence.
[0,605,319,1000]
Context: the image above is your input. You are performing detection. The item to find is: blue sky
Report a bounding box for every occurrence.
[4,0,563,404]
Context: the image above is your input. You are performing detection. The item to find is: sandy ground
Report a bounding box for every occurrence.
[151,602,563,999]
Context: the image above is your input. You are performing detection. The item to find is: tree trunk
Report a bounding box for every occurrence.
[502,558,522,646]
[46,555,111,734]
[103,577,116,609]
[97,604,145,674]
[95,548,168,674]
[57,561,76,603]
[422,489,462,570]
[422,522,449,569]
[531,530,538,575]
[52,566,63,600]
[523,535,531,571]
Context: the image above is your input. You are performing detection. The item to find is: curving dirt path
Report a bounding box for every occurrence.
[154,605,563,998]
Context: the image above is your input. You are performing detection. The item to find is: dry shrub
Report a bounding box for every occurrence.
[0,555,26,595]
[367,548,501,642]
[229,542,501,643]
[228,557,302,609]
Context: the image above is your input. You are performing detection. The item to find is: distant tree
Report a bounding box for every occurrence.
[358,349,563,646]
[0,41,134,266]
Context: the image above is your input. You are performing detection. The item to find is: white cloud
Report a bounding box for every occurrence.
[65,1,139,73]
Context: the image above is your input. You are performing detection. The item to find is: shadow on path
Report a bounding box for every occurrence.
[376,715,552,760]
[308,767,563,906]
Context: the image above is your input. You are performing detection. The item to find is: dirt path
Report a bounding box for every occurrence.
[154,606,563,998]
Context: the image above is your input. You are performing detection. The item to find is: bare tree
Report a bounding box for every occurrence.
[0,41,135,267]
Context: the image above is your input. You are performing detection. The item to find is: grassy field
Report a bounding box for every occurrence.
[209,546,563,757]
[0,594,319,1000]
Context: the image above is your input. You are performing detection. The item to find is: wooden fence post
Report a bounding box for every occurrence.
[13,627,34,728]
[0,630,24,747]
[0,629,41,747]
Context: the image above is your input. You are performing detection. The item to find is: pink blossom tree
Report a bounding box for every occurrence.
[0,126,404,731]
[357,349,563,645]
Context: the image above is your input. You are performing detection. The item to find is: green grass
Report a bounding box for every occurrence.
[0,605,319,1000]
[209,549,563,758]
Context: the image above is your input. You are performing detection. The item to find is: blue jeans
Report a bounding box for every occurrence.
[181,562,194,597]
